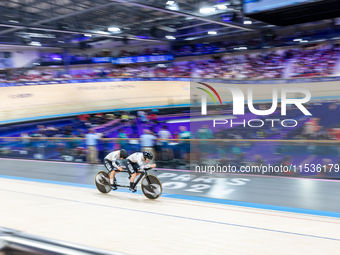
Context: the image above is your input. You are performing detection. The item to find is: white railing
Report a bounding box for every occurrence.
[0,227,125,255]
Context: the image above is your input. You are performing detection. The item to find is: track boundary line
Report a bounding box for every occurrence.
[1,175,340,219]
[0,184,339,243]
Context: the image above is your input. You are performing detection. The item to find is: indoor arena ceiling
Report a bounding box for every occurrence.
[0,0,266,47]
[0,0,333,48]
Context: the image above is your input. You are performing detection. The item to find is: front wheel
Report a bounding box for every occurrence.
[95,171,111,194]
[141,175,162,199]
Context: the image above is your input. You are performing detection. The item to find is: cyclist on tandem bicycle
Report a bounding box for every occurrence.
[103,149,129,190]
[126,151,156,192]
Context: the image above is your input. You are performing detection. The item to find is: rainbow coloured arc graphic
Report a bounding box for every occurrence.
[196,82,222,106]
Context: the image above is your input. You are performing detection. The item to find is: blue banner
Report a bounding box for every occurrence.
[91,57,112,63]
[111,55,174,64]
[91,55,174,64]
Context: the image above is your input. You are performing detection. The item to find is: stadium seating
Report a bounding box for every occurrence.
[2,45,339,82]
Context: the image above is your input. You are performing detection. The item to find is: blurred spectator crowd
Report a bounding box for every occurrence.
[1,100,340,175]
[0,45,339,82]
[289,48,339,78]
[192,52,286,79]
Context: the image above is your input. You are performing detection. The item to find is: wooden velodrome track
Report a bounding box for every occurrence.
[0,158,340,254]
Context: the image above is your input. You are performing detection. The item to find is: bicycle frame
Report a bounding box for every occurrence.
[106,168,152,188]
[134,169,152,186]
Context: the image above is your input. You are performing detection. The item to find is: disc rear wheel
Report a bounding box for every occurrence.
[95,171,111,194]
[141,175,162,199]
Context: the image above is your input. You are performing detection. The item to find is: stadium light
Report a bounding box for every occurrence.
[30,41,41,46]
[184,37,197,40]
[108,27,121,32]
[243,20,252,24]
[208,31,217,35]
[300,40,309,43]
[166,1,179,10]
[234,47,247,50]
[9,20,19,23]
[84,34,92,37]
[165,35,176,40]
[294,39,303,41]
[97,31,109,35]
[216,5,227,10]
[200,7,215,14]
